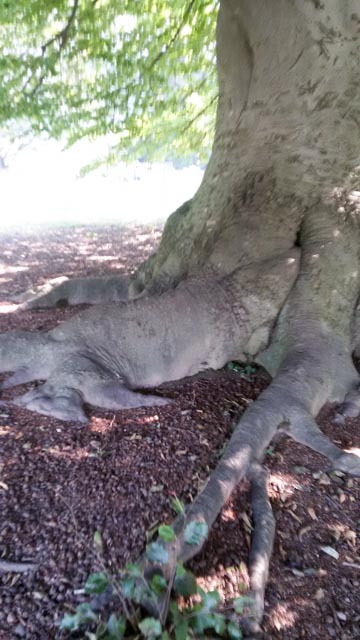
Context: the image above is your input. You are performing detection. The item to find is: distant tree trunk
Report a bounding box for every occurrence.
[5,1,360,631]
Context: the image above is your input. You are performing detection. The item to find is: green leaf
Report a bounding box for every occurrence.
[75,602,97,624]
[151,573,167,593]
[200,589,221,612]
[190,613,214,635]
[124,562,142,577]
[120,576,136,599]
[84,572,109,595]
[59,613,80,631]
[138,617,162,638]
[146,542,169,565]
[174,619,189,640]
[227,621,243,639]
[211,613,226,635]
[106,613,126,639]
[190,612,226,635]
[93,530,103,551]
[184,521,208,546]
[174,564,197,597]
[171,496,185,515]
[158,525,176,542]
[233,595,252,614]
[233,597,244,614]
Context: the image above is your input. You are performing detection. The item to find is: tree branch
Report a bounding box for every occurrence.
[180,94,218,136]
[148,0,196,71]
[41,0,79,54]
[24,0,79,98]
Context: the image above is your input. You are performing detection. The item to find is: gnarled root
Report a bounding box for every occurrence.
[14,274,130,309]
[136,351,360,634]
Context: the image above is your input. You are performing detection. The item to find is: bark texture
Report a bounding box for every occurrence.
[2,0,360,633]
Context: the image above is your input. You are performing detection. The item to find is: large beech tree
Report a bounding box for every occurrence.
[1,0,360,633]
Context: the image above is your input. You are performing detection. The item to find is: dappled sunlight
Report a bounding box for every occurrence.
[45,445,93,461]
[220,506,238,522]
[268,599,298,631]
[0,303,18,314]
[268,471,306,502]
[345,446,360,457]
[0,264,29,275]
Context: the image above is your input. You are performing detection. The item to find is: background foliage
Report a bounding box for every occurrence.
[0,0,218,165]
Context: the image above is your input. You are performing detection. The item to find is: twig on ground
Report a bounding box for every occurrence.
[0,560,38,573]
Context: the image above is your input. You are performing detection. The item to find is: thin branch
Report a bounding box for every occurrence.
[41,0,79,54]
[24,0,80,98]
[0,560,38,573]
[180,93,218,136]
[148,0,196,71]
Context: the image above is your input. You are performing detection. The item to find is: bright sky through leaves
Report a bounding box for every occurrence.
[0,0,218,165]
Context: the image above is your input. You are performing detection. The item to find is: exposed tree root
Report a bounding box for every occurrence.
[138,347,360,634]
[13,274,130,309]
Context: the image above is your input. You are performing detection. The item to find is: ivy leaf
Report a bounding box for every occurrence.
[59,613,80,631]
[158,525,176,542]
[233,596,247,614]
[211,613,226,635]
[184,521,208,546]
[190,612,214,635]
[174,564,197,597]
[200,589,221,612]
[84,572,109,594]
[227,621,243,639]
[138,617,162,638]
[174,619,189,640]
[124,562,142,577]
[146,542,169,564]
[151,573,167,593]
[120,576,135,599]
[69,602,97,625]
[106,613,126,639]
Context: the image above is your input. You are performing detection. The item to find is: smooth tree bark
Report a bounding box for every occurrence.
[2,0,360,632]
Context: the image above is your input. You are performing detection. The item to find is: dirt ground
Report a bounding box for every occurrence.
[0,224,359,640]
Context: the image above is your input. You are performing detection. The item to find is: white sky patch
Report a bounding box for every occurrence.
[0,139,204,231]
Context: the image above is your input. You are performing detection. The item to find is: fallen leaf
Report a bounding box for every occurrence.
[307,507,318,521]
[150,484,164,493]
[320,546,339,560]
[299,525,312,541]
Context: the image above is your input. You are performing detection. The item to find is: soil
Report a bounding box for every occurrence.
[0,224,359,640]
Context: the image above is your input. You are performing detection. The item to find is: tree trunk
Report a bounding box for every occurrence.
[133,1,360,630]
[3,0,360,632]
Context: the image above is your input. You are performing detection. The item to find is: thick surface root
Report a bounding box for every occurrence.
[14,274,130,309]
[137,348,360,634]
[0,252,299,422]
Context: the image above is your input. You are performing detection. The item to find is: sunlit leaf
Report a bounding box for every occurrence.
[158,525,176,542]
[146,542,169,564]
[184,520,208,546]
[138,617,162,638]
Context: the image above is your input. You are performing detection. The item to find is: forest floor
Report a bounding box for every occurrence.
[0,224,359,640]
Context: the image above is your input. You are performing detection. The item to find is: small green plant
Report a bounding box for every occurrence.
[226,361,257,378]
[60,525,250,639]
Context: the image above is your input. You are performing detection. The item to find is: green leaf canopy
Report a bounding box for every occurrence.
[0,0,218,163]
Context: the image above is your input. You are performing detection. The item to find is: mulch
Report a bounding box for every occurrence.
[0,225,359,640]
